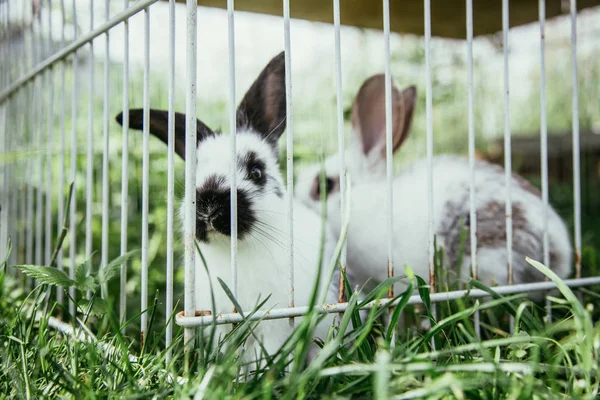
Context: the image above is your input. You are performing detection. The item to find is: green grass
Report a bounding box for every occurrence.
[2,40,600,398]
[2,203,600,398]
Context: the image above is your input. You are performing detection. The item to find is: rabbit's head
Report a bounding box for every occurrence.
[296,74,417,210]
[116,52,288,243]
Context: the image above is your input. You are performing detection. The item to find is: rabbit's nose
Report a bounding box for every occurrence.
[204,207,222,228]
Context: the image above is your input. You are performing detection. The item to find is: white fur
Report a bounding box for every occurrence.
[297,150,573,297]
[181,132,338,364]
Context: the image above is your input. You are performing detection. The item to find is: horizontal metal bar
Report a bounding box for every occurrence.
[175,276,600,327]
[0,0,160,105]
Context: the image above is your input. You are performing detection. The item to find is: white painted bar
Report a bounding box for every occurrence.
[0,97,4,265]
[0,47,7,264]
[35,7,45,268]
[2,2,12,267]
[9,93,18,266]
[283,0,294,328]
[333,0,347,303]
[184,0,198,351]
[25,83,34,270]
[502,0,513,283]
[35,74,44,267]
[165,0,176,361]
[466,0,480,338]
[176,276,600,327]
[69,0,79,317]
[45,2,55,266]
[140,5,151,344]
[227,0,238,300]
[120,0,130,324]
[85,0,95,299]
[502,0,514,332]
[570,0,581,279]
[0,100,6,265]
[424,0,436,331]
[100,0,111,299]
[538,0,552,321]
[382,0,394,300]
[0,92,6,263]
[57,0,67,305]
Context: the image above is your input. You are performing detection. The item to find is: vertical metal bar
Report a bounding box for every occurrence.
[0,74,6,263]
[1,97,7,264]
[57,0,67,306]
[19,8,28,267]
[26,4,37,275]
[333,0,347,303]
[165,0,176,361]
[424,0,436,332]
[101,0,110,299]
[502,0,513,285]
[26,83,34,271]
[502,0,514,332]
[227,0,238,302]
[382,0,394,302]
[140,4,150,346]
[120,0,130,324]
[283,0,294,331]
[31,0,39,67]
[570,0,581,280]
[466,0,480,338]
[69,0,79,317]
[538,0,552,322]
[9,93,18,266]
[20,94,28,267]
[35,73,45,267]
[1,17,8,263]
[5,2,11,262]
[37,0,44,61]
[184,0,198,352]
[0,91,5,261]
[47,0,53,54]
[4,2,14,267]
[85,0,95,299]
[45,1,55,266]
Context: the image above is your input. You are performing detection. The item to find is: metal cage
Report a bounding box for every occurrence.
[0,0,598,364]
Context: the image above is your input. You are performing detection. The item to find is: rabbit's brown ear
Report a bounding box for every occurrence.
[115,109,215,160]
[351,74,417,158]
[236,51,287,149]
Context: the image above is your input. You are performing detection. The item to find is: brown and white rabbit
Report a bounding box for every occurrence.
[116,52,338,365]
[296,74,573,297]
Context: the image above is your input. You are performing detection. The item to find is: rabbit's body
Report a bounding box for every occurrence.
[118,52,337,366]
[191,136,336,356]
[296,74,572,299]
[321,154,572,294]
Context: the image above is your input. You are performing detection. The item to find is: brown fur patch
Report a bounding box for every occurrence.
[439,196,545,283]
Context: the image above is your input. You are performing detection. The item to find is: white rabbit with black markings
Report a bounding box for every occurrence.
[116,52,339,365]
[296,74,573,298]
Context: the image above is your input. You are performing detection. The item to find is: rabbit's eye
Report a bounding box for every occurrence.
[316,177,335,196]
[326,178,335,193]
[251,166,262,181]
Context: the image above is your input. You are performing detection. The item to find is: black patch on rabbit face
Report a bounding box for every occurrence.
[195,174,256,242]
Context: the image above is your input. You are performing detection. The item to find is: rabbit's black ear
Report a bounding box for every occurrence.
[115,109,215,160]
[236,51,287,149]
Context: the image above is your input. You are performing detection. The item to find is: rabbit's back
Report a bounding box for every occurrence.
[409,155,573,285]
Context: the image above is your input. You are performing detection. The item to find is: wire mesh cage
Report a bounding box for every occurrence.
[0,0,599,374]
